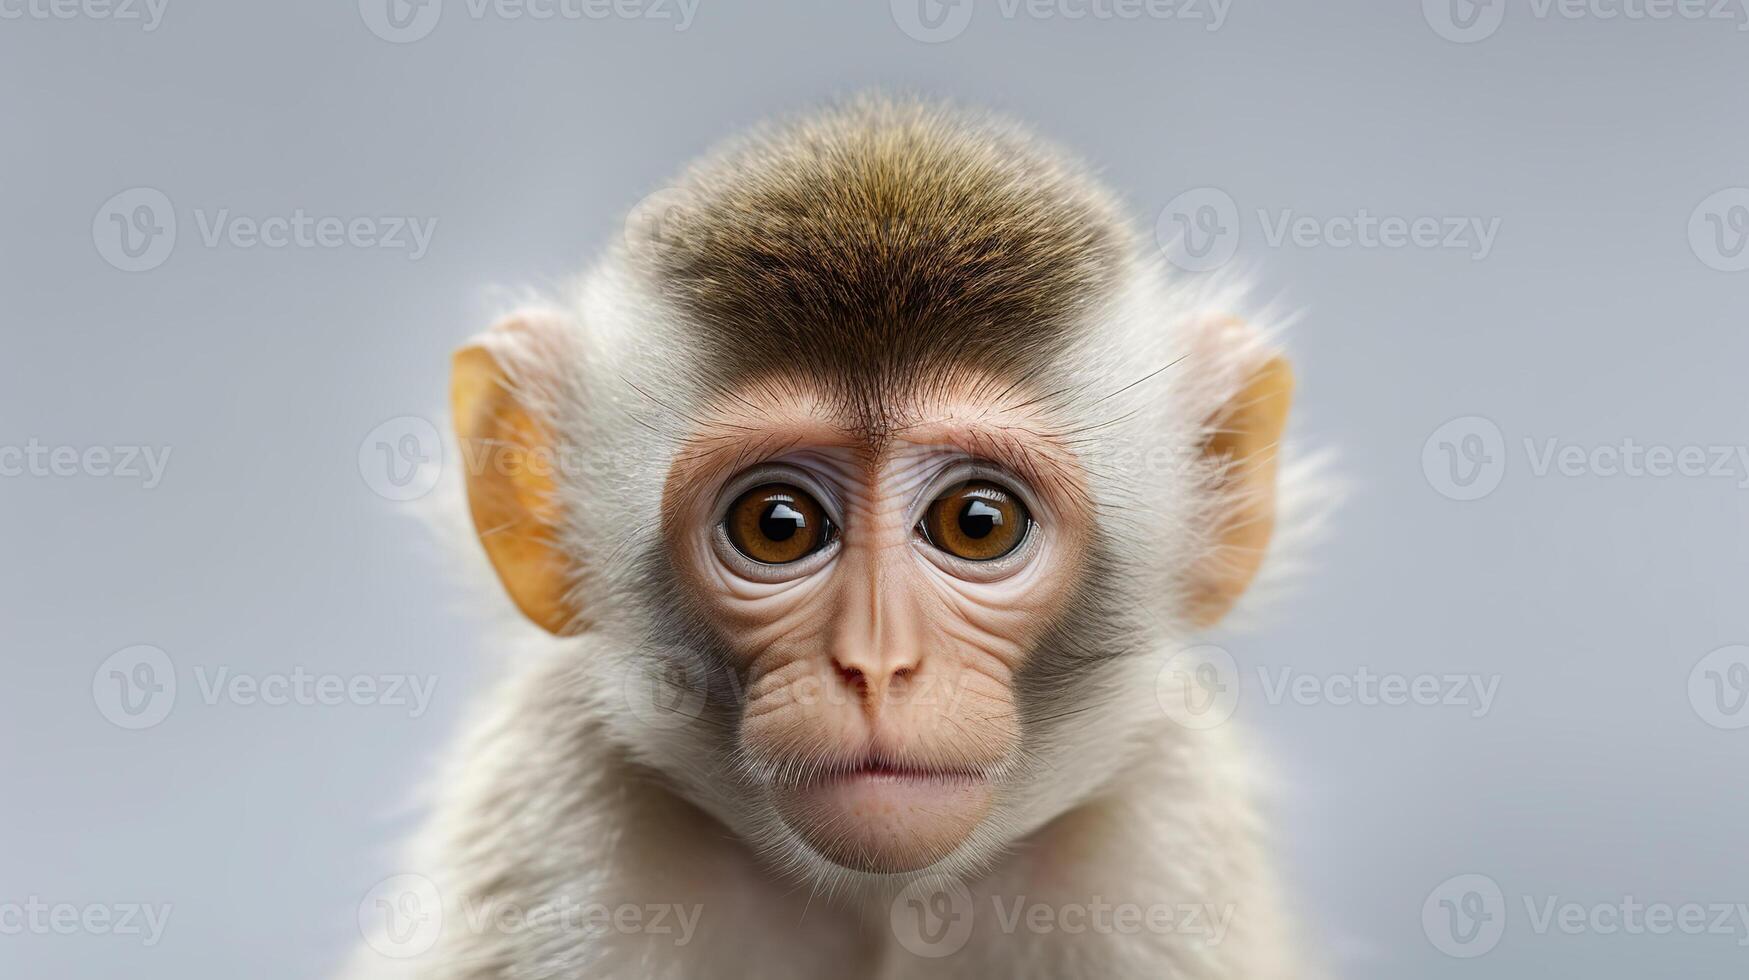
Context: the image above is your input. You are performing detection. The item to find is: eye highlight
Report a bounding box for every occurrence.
[919,480,1030,561]
[725,484,834,565]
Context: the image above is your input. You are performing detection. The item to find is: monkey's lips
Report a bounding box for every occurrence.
[771,760,994,873]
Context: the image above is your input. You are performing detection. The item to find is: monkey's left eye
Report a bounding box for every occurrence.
[919,480,1031,561]
[724,484,835,565]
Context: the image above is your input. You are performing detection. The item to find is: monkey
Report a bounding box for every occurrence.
[347,95,1322,980]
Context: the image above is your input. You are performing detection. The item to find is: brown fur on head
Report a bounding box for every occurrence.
[641,96,1135,416]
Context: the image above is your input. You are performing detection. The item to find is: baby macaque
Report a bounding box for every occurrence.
[351,95,1314,979]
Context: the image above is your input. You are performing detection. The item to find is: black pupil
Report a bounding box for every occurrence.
[759,500,806,542]
[958,498,1003,539]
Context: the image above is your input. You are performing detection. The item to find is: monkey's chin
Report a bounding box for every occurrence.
[771,767,994,874]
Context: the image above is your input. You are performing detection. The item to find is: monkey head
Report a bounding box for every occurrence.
[446,98,1293,884]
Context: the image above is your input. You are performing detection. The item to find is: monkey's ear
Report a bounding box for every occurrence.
[451,314,584,635]
[1186,330,1294,628]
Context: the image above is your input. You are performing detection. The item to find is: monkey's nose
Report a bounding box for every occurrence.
[830,651,921,716]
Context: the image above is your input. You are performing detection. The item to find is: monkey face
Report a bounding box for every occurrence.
[445,99,1298,898]
[661,378,1094,873]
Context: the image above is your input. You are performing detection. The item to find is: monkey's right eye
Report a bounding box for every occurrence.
[724,484,835,565]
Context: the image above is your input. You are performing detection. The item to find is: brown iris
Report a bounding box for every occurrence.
[920,480,1030,561]
[725,484,833,564]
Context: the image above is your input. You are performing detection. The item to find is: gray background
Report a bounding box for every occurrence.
[4,1,1748,977]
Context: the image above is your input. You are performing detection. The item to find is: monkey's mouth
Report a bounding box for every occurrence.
[769,756,995,873]
[820,758,986,784]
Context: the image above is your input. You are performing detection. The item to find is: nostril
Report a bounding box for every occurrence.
[835,663,868,694]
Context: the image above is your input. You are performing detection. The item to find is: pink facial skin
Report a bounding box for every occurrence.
[661,377,1092,873]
